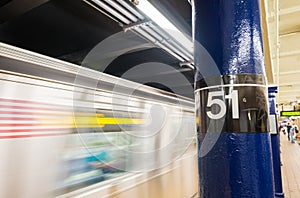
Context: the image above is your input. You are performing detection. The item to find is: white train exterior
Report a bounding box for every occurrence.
[0,43,197,198]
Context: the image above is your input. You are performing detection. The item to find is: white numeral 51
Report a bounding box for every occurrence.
[206,90,239,119]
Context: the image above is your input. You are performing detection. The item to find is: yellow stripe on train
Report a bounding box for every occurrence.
[38,113,143,128]
[73,117,143,127]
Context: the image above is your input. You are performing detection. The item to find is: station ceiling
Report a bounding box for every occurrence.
[266,0,300,108]
[0,0,299,107]
[0,0,194,98]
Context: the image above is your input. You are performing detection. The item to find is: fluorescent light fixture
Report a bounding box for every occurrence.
[135,0,193,54]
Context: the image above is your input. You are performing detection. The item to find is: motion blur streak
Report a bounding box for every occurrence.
[0,43,197,198]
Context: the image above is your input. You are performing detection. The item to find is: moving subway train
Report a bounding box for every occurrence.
[0,43,198,198]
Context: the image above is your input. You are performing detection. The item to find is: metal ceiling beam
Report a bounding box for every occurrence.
[279,5,300,15]
[280,50,300,58]
[280,30,300,37]
[280,82,300,87]
[280,70,300,75]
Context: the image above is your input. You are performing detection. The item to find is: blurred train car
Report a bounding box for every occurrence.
[0,43,198,198]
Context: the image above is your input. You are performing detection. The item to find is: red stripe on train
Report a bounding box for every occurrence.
[0,128,70,133]
[0,133,69,139]
[0,123,39,127]
[0,117,37,121]
[0,123,72,127]
[0,111,70,116]
[0,105,70,112]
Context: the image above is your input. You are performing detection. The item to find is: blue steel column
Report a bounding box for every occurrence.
[268,86,284,197]
[193,1,275,198]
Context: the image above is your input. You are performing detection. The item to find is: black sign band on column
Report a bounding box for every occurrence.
[195,74,266,90]
[195,74,269,133]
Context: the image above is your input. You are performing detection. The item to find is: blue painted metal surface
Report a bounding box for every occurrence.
[268,87,277,115]
[194,0,266,81]
[193,0,275,197]
[269,86,284,198]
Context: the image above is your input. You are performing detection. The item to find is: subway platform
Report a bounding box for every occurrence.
[280,134,300,198]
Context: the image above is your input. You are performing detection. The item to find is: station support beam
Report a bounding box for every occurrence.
[193,0,275,197]
[268,86,284,198]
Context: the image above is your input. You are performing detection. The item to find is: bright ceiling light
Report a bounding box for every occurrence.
[135,0,193,54]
